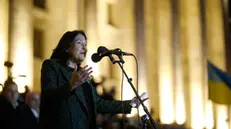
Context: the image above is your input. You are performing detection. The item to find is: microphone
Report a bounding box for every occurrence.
[91,46,133,63]
[97,46,132,57]
[91,53,101,63]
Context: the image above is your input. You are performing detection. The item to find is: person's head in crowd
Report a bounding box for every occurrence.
[24,85,30,94]
[25,92,40,112]
[2,79,19,107]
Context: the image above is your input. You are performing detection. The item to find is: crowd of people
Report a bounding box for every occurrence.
[0,76,187,129]
[0,77,40,129]
[0,75,137,129]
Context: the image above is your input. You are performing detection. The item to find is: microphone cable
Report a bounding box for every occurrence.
[132,54,141,129]
[121,62,126,129]
[120,54,141,129]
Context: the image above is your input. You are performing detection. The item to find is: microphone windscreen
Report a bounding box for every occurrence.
[97,46,108,53]
[91,53,102,63]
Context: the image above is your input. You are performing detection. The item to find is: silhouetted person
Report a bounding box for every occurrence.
[18,85,30,103]
[0,80,20,129]
[16,92,40,129]
[101,86,116,100]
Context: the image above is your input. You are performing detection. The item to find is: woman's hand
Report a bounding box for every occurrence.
[130,92,149,108]
[69,65,93,91]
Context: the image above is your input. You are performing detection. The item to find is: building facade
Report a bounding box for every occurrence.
[0,0,230,129]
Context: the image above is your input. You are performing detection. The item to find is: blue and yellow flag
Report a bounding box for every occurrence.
[208,61,231,104]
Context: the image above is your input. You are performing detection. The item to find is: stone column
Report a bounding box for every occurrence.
[172,0,186,125]
[66,0,78,30]
[0,0,9,85]
[179,0,205,128]
[9,0,33,92]
[77,0,85,30]
[144,0,160,119]
[205,0,228,129]
[84,0,100,78]
[156,0,175,124]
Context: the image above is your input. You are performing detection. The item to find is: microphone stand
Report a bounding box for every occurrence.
[141,114,148,129]
[112,54,158,129]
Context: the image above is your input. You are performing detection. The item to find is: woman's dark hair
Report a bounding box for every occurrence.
[50,30,87,61]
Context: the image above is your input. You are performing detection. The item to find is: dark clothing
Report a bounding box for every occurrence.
[39,59,132,129]
[15,104,39,129]
[82,82,95,128]
[0,95,17,129]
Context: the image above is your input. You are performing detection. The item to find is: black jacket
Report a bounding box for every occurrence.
[39,59,132,129]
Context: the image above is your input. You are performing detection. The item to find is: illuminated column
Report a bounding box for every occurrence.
[85,0,101,77]
[174,39,186,125]
[201,1,214,129]
[179,0,205,128]
[134,0,150,116]
[201,1,214,128]
[144,0,160,119]
[96,0,137,107]
[77,0,85,30]
[0,0,9,88]
[156,0,175,124]
[66,0,78,30]
[9,0,33,92]
[205,0,228,129]
[117,0,137,116]
[66,0,85,30]
[172,0,186,125]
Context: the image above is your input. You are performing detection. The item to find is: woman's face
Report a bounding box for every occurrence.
[67,34,87,63]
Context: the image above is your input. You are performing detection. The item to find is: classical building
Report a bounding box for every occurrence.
[0,0,231,129]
